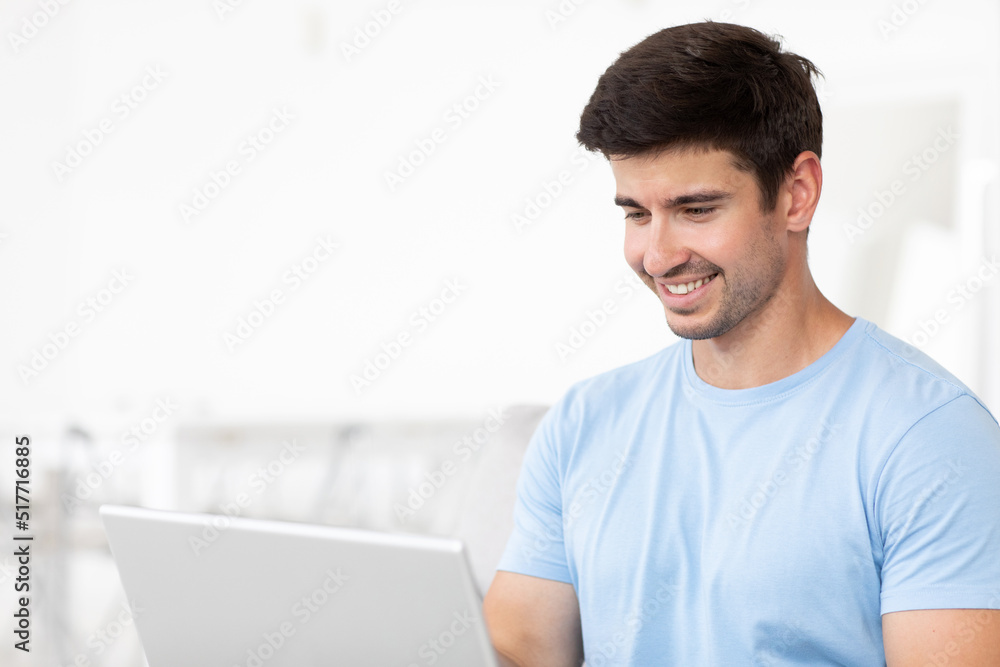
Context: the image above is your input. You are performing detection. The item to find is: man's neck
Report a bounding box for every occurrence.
[690,276,855,390]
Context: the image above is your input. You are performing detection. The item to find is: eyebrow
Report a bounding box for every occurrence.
[614,190,732,209]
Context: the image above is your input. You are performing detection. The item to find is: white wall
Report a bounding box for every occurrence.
[2,3,998,666]
[2,0,998,426]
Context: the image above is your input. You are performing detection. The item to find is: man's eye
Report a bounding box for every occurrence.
[624,211,647,221]
[687,207,715,217]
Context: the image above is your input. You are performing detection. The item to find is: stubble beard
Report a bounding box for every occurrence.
[651,228,787,341]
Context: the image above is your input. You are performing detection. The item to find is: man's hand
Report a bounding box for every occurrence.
[483,571,585,667]
[883,608,1000,666]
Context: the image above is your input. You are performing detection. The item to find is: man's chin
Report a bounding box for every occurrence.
[664,310,725,341]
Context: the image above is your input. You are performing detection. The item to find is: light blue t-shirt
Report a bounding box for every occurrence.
[497,318,1000,665]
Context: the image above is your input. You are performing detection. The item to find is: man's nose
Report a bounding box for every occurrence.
[643,217,689,278]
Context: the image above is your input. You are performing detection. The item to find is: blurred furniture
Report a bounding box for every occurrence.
[173,404,549,594]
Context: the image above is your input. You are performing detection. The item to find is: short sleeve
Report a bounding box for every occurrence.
[876,394,1000,614]
[495,403,574,584]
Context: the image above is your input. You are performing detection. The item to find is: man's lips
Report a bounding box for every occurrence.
[658,272,719,297]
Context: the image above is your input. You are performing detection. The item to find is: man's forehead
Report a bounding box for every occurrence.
[610,148,749,204]
[610,145,742,171]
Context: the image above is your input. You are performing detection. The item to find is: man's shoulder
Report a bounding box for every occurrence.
[850,319,994,419]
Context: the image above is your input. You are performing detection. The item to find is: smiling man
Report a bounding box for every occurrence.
[483,21,1000,667]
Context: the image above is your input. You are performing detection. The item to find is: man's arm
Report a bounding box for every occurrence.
[483,571,584,667]
[883,609,1000,666]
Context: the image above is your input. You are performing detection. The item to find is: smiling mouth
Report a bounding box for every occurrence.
[663,273,718,295]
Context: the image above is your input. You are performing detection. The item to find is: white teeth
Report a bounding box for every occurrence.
[665,273,716,295]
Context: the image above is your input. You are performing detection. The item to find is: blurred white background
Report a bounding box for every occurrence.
[1,0,998,665]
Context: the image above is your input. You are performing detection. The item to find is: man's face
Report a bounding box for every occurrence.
[611,147,787,340]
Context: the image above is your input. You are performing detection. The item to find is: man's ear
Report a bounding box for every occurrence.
[783,151,822,233]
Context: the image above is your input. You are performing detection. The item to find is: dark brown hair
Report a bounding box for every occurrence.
[576,22,823,211]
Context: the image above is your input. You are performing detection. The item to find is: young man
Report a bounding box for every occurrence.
[484,22,1000,666]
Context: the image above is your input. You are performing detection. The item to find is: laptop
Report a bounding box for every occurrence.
[100,505,500,666]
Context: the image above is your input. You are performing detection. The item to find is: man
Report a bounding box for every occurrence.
[483,21,1000,666]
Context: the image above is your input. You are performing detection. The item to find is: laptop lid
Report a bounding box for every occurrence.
[100,504,500,667]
